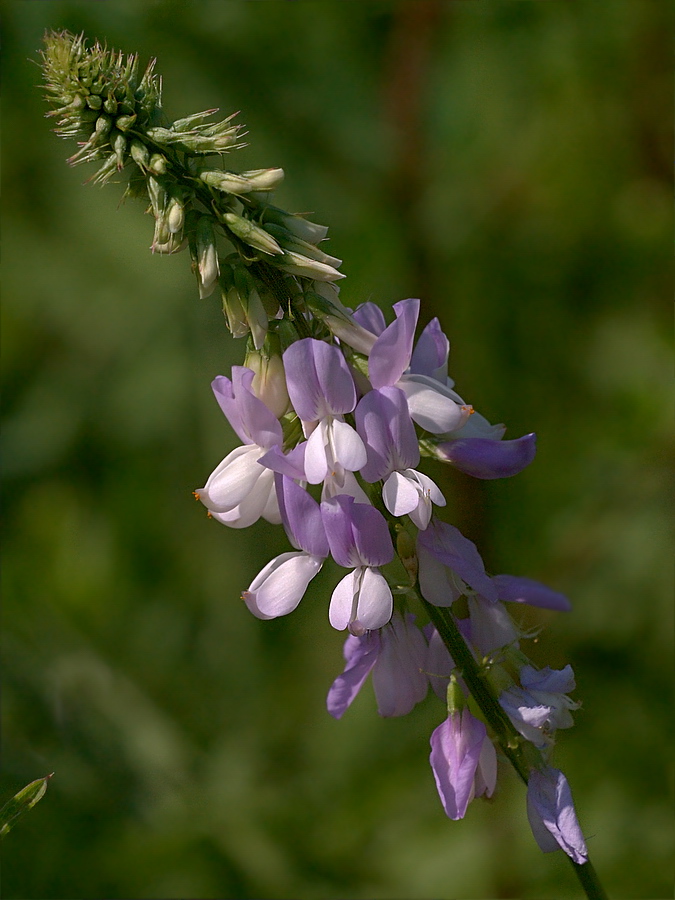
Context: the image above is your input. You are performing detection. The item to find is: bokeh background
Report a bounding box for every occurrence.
[2,2,672,898]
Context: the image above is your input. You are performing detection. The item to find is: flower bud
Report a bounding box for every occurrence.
[130,138,149,170]
[148,153,168,175]
[446,675,466,716]
[222,212,282,256]
[261,206,329,243]
[244,340,290,418]
[115,113,137,132]
[240,168,285,191]
[191,216,219,298]
[200,170,254,195]
[273,250,344,282]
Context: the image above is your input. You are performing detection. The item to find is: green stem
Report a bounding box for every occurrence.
[569,859,609,900]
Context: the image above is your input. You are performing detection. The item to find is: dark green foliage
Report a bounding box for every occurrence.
[3,2,672,898]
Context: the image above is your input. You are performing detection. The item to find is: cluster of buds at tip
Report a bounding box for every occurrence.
[41,31,345,350]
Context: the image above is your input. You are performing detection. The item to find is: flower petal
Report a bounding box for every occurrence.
[526,767,588,864]
[326,631,380,719]
[372,614,428,716]
[354,566,393,632]
[398,376,468,433]
[198,445,266,512]
[492,575,571,612]
[276,475,329,557]
[382,471,421,517]
[329,569,360,631]
[410,317,449,382]
[244,551,323,618]
[353,301,386,336]
[369,298,420,389]
[330,418,367,473]
[438,434,537,479]
[429,711,487,820]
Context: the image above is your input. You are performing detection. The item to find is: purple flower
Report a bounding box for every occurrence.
[499,664,579,748]
[417,519,498,603]
[355,385,445,528]
[356,386,420,480]
[437,433,537,479]
[327,613,428,718]
[195,368,283,528]
[527,766,588,864]
[429,709,497,820]
[321,495,394,633]
[282,339,366,484]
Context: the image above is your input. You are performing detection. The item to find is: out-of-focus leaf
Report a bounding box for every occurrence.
[0,775,53,838]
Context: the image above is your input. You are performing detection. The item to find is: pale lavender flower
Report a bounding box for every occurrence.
[327,612,428,718]
[242,474,328,619]
[355,385,445,529]
[321,495,394,633]
[429,709,497,820]
[500,664,579,748]
[283,338,366,484]
[527,766,588,864]
[196,368,283,528]
[363,299,472,434]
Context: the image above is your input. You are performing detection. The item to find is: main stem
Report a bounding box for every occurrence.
[419,596,609,900]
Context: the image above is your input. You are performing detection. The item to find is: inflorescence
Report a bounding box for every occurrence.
[41,30,589,869]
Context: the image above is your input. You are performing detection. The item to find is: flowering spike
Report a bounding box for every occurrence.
[42,34,603,895]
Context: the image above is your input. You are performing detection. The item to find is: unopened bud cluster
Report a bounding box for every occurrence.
[41,31,345,353]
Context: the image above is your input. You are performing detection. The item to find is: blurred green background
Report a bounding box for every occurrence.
[2,2,672,898]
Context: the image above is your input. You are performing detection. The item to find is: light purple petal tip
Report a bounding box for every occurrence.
[368,298,420,389]
[410,317,449,380]
[352,302,387,336]
[327,631,380,719]
[438,433,537,479]
[493,575,571,612]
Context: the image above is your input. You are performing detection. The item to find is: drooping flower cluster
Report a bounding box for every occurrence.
[195,298,588,866]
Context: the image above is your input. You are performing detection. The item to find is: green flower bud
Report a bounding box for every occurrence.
[86,94,102,110]
[240,168,285,191]
[222,212,282,256]
[273,249,344,282]
[191,216,220,298]
[200,170,256,195]
[447,675,466,717]
[130,139,149,170]
[260,206,329,243]
[148,153,168,175]
[115,113,137,132]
